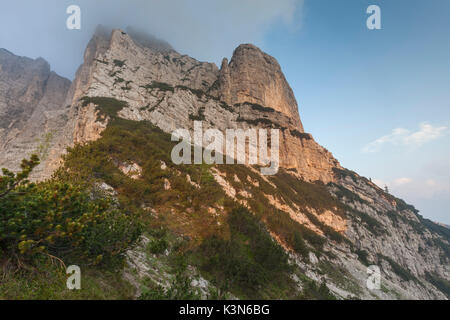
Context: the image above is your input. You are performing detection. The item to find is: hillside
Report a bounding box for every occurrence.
[0,27,448,300]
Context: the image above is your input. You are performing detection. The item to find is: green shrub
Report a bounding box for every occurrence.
[80,96,128,121]
[0,158,141,268]
[189,107,206,121]
[299,280,336,300]
[348,208,384,236]
[235,102,275,113]
[197,207,291,298]
[330,183,368,205]
[141,81,174,92]
[271,171,346,217]
[175,85,205,99]
[291,231,309,258]
[355,249,370,266]
[379,255,417,282]
[290,129,312,140]
[303,211,346,243]
[94,59,109,65]
[148,238,169,255]
[113,59,126,67]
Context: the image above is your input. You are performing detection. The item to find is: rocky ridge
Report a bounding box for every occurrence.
[59,28,340,183]
[0,49,71,178]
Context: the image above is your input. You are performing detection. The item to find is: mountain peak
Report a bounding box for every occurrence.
[125,27,174,53]
[216,43,303,131]
[1,27,449,301]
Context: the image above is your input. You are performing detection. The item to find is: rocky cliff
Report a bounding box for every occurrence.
[0,28,448,300]
[0,49,71,179]
[0,27,338,183]
[58,28,340,183]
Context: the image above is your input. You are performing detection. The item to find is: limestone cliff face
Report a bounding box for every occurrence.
[0,49,71,178]
[325,171,449,299]
[64,29,340,183]
[59,31,448,299]
[211,44,303,131]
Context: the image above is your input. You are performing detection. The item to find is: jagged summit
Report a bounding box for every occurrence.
[213,44,304,131]
[0,49,51,74]
[0,28,339,182]
[86,28,303,129]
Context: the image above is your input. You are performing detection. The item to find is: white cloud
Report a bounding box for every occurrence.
[393,177,413,186]
[0,0,305,79]
[371,158,450,223]
[373,177,412,189]
[375,176,450,200]
[363,123,448,153]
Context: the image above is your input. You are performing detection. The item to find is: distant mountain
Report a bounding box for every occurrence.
[0,48,71,178]
[0,28,448,300]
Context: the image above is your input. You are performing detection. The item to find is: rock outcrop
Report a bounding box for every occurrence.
[0,28,336,182]
[211,44,303,131]
[0,49,71,178]
[325,171,449,299]
[59,28,340,183]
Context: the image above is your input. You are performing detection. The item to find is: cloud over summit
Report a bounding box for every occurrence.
[0,0,304,79]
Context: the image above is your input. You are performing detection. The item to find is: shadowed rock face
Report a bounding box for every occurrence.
[213,44,304,132]
[125,26,174,53]
[0,49,71,177]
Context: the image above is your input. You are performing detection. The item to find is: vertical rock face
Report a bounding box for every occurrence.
[61,29,338,182]
[0,49,71,178]
[0,29,339,183]
[212,44,304,131]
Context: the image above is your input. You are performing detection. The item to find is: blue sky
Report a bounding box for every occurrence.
[266,0,450,224]
[0,0,449,223]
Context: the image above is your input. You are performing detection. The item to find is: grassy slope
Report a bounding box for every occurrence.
[1,97,356,299]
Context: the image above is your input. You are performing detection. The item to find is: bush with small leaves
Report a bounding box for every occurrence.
[0,156,141,267]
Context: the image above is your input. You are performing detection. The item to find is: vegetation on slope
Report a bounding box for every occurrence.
[7,96,425,299]
[0,155,141,299]
[52,103,305,298]
[195,207,294,299]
